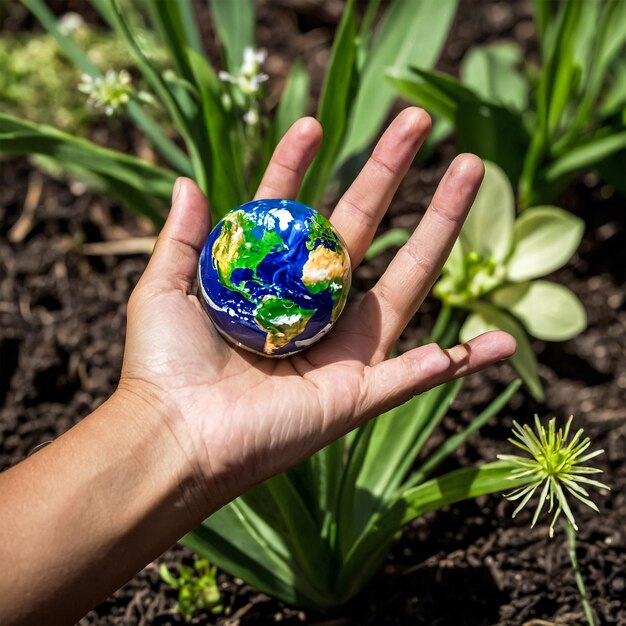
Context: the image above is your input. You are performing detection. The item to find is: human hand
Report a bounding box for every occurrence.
[120,108,516,516]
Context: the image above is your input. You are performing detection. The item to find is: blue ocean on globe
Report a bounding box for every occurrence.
[198,199,351,357]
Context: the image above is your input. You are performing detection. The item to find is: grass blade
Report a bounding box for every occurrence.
[335,462,534,603]
[340,0,457,163]
[299,0,359,207]
[147,0,203,85]
[209,0,255,73]
[404,379,523,489]
[365,228,411,260]
[0,113,174,224]
[274,59,310,146]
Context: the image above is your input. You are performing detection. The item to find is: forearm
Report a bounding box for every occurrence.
[0,389,211,625]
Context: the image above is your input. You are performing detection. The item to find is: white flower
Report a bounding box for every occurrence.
[78,69,134,116]
[58,12,84,36]
[218,47,269,95]
[241,46,267,75]
[243,109,259,126]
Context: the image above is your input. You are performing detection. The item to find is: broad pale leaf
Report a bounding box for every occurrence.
[461,161,514,262]
[461,43,528,112]
[506,206,584,281]
[491,280,587,341]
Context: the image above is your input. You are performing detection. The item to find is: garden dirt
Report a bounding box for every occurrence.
[1,1,624,624]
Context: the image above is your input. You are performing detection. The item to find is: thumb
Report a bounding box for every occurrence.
[140,177,212,293]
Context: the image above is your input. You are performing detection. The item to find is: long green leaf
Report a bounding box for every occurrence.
[339,0,457,163]
[209,0,255,73]
[544,130,626,182]
[364,228,411,260]
[299,0,359,207]
[336,462,533,602]
[186,48,246,217]
[336,380,461,558]
[387,72,458,121]
[99,0,210,193]
[0,114,174,223]
[275,59,310,146]
[256,474,332,591]
[404,379,523,488]
[183,499,334,609]
[147,0,203,86]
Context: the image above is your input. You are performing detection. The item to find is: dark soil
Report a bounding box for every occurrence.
[1,1,625,625]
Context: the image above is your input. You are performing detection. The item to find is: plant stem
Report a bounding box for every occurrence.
[426,304,462,348]
[565,522,595,626]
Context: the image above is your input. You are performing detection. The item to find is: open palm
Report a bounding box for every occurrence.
[120,109,515,506]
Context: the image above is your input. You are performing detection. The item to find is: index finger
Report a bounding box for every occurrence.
[360,154,485,362]
[254,117,322,200]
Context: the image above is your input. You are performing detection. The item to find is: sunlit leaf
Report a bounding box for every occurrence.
[461,43,528,112]
[506,206,584,281]
[340,0,457,162]
[209,0,255,73]
[461,305,543,400]
[461,161,514,262]
[365,228,411,260]
[491,280,587,341]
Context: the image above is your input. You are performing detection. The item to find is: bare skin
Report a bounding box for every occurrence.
[0,109,515,624]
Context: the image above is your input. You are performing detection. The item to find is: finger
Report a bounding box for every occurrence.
[330,107,431,267]
[358,331,516,421]
[361,154,485,361]
[254,117,322,200]
[139,177,211,294]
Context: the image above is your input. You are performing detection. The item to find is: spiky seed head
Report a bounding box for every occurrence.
[498,415,609,538]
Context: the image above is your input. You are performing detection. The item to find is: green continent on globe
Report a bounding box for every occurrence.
[302,245,350,321]
[306,212,339,251]
[254,296,315,354]
[212,209,285,297]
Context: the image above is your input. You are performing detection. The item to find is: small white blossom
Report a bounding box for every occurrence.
[57,12,85,36]
[243,109,259,126]
[241,47,267,75]
[218,47,269,95]
[78,70,134,116]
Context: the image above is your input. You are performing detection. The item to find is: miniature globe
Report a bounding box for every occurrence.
[198,199,351,357]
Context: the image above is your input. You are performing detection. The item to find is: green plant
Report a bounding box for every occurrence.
[389,0,626,206]
[183,377,533,609]
[434,161,586,399]
[498,416,608,626]
[159,558,223,621]
[0,0,456,224]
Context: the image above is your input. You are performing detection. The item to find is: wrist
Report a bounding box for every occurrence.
[111,380,217,526]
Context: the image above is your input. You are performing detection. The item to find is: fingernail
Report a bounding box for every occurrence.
[172,177,183,204]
